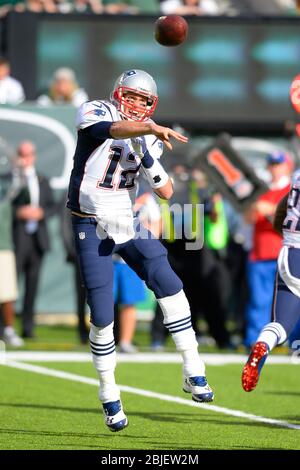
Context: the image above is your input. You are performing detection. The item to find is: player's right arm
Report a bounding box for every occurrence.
[76,101,187,149]
[110,120,188,150]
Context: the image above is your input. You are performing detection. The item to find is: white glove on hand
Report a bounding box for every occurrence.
[131,137,168,189]
[131,137,147,158]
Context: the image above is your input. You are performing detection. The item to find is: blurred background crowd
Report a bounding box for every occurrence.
[1,0,300,17]
[1,1,300,353]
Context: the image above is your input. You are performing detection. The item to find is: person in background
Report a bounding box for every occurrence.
[160,0,220,15]
[0,197,23,347]
[243,151,291,348]
[37,67,88,107]
[295,0,300,15]
[224,200,252,343]
[103,0,139,14]
[72,0,104,13]
[0,0,56,16]
[27,0,57,12]
[202,191,232,345]
[12,141,56,338]
[0,57,25,105]
[151,164,231,350]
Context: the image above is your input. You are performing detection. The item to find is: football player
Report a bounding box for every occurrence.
[67,69,214,432]
[242,167,300,392]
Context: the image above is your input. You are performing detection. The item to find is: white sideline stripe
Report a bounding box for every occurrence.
[4,360,300,431]
[2,351,297,365]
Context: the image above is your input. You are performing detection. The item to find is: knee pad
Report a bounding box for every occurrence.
[158,290,198,352]
[158,289,190,325]
[89,322,114,341]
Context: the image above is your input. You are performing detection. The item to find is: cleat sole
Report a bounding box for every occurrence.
[108,419,129,432]
[192,394,214,403]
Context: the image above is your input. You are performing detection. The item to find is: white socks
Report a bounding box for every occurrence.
[257,322,287,352]
[89,289,209,403]
[158,290,206,377]
[89,322,120,403]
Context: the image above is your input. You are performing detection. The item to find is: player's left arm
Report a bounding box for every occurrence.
[273,193,289,234]
[131,136,173,200]
[154,178,173,200]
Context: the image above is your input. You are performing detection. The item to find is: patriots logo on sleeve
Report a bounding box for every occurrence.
[84,103,107,118]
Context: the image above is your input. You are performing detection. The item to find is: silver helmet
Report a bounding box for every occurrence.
[111,69,158,121]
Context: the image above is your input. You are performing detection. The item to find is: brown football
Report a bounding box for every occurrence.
[154,15,188,47]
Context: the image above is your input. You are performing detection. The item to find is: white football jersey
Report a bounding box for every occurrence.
[282,169,300,247]
[67,100,163,243]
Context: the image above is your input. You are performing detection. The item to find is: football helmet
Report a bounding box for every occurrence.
[111,69,158,122]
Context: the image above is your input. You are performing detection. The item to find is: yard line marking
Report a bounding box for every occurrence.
[3,351,297,365]
[4,360,300,431]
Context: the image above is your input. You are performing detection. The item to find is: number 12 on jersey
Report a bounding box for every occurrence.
[97,146,140,191]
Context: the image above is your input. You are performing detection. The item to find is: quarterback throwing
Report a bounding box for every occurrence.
[67,69,213,432]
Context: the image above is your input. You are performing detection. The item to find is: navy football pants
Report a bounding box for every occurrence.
[271,248,300,339]
[72,216,183,327]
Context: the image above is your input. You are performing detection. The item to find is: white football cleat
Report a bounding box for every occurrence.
[183,376,214,403]
[119,342,138,354]
[3,327,24,348]
[102,400,128,432]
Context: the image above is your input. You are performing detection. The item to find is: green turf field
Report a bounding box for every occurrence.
[0,358,299,450]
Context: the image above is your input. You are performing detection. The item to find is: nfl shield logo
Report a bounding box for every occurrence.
[79,232,86,240]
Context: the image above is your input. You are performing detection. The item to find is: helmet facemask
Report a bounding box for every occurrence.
[113,86,158,122]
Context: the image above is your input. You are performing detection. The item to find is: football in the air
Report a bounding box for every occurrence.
[154,15,188,47]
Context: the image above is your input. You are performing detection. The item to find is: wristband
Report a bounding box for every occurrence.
[141,157,169,189]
